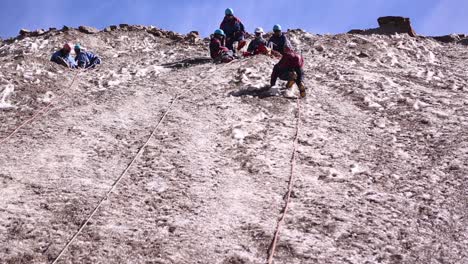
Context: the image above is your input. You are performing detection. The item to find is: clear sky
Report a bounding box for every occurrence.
[0,0,467,39]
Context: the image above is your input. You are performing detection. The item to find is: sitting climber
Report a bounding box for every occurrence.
[270,47,306,98]
[210,29,235,63]
[267,24,292,55]
[74,44,101,69]
[244,27,268,56]
[220,8,247,52]
[50,43,77,68]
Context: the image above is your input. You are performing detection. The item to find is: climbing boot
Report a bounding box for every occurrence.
[286,72,297,89]
[298,83,306,98]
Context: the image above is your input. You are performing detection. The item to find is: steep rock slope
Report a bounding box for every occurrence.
[0,27,467,264]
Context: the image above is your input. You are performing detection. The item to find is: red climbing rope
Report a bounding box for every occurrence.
[267,97,302,264]
[0,70,79,145]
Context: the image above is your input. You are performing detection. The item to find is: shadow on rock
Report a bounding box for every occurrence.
[229,86,280,99]
[161,57,213,69]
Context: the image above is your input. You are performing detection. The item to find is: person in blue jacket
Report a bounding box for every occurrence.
[51,43,77,68]
[267,24,292,55]
[220,8,246,52]
[74,44,101,69]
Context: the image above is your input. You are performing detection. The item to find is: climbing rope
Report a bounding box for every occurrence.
[51,58,251,264]
[267,96,302,264]
[0,69,80,145]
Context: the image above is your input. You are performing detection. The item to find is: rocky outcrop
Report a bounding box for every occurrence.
[432,34,462,43]
[348,16,417,37]
[459,38,468,46]
[119,24,143,31]
[78,25,99,34]
[147,27,164,37]
[184,31,200,43]
[378,16,417,37]
[431,34,468,44]
[19,28,46,38]
[19,29,31,36]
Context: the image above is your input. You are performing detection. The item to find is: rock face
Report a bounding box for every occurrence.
[78,25,99,34]
[348,16,417,37]
[1,28,468,264]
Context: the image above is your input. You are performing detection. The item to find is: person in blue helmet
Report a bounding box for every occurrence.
[210,29,235,63]
[74,44,101,69]
[51,43,77,68]
[220,8,247,52]
[267,24,292,55]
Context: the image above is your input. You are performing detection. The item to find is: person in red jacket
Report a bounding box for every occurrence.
[270,47,306,98]
[210,29,234,63]
[220,8,246,52]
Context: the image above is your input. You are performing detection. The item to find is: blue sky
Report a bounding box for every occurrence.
[0,0,467,39]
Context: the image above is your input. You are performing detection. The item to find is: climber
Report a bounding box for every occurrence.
[50,43,77,68]
[74,44,101,69]
[270,47,306,98]
[220,8,247,52]
[210,29,235,63]
[267,24,292,55]
[245,27,269,56]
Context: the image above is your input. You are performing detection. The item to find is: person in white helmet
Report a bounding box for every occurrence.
[246,27,268,55]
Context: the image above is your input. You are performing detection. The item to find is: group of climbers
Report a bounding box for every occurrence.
[210,8,305,98]
[49,8,304,98]
[51,43,101,69]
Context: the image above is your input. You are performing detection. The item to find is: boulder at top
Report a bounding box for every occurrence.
[19,28,46,37]
[377,16,417,37]
[79,26,99,34]
[348,16,416,37]
[19,29,31,36]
